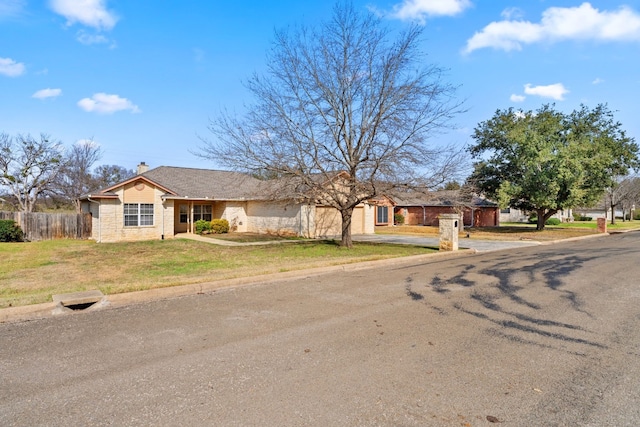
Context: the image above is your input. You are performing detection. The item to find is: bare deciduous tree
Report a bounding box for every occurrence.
[622,176,640,220]
[605,175,640,223]
[0,133,66,212]
[199,2,465,247]
[93,164,136,189]
[54,139,102,212]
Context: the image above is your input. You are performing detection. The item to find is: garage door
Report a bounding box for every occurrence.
[314,206,365,237]
[314,207,341,237]
[351,206,364,235]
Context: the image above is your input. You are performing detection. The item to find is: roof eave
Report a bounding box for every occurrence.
[101,175,178,196]
[160,196,267,202]
[78,193,119,201]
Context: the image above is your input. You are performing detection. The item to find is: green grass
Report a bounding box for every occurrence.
[0,238,435,308]
[557,220,640,230]
[377,221,639,242]
[203,232,304,242]
[502,220,640,230]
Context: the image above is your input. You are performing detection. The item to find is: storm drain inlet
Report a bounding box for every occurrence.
[52,290,107,314]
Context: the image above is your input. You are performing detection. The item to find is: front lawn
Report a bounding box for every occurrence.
[377,224,597,241]
[0,238,435,308]
[200,232,304,242]
[551,220,640,230]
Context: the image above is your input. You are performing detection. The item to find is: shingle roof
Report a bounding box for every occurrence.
[80,165,337,201]
[392,190,497,207]
[140,166,267,200]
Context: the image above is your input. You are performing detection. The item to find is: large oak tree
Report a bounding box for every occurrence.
[199,2,464,247]
[468,104,638,230]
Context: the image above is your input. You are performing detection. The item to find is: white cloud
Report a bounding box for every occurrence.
[77,93,141,114]
[75,138,100,148]
[592,77,604,85]
[510,94,526,102]
[501,7,524,20]
[32,88,62,99]
[464,2,640,53]
[76,30,109,45]
[0,0,25,17]
[389,0,471,23]
[49,0,118,31]
[465,20,543,52]
[0,56,25,77]
[524,83,569,101]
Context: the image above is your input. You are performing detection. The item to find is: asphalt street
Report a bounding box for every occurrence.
[1,232,639,426]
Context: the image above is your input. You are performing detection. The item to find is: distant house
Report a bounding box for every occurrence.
[499,207,573,223]
[498,208,528,223]
[373,190,500,228]
[79,163,375,243]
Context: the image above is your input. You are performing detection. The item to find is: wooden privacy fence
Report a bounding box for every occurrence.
[0,212,92,241]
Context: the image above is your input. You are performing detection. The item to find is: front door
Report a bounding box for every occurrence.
[175,202,214,233]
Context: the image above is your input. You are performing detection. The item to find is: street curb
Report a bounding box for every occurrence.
[0,248,477,324]
[537,232,610,245]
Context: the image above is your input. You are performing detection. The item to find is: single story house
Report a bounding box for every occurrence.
[573,208,623,221]
[79,163,375,243]
[499,207,573,223]
[372,190,500,228]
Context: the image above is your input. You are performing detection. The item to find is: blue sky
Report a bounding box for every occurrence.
[1,0,639,171]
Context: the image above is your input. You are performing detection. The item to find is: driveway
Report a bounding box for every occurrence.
[352,233,541,252]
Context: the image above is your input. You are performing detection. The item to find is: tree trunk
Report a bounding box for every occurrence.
[74,199,83,214]
[23,198,35,213]
[340,208,353,248]
[610,202,616,225]
[536,208,546,231]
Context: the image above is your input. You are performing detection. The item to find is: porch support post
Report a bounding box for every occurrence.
[189,201,194,234]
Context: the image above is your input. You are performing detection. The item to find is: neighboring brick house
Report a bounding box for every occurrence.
[79,164,375,243]
[373,190,499,228]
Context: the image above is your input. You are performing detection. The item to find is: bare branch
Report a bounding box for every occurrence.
[0,133,67,212]
[197,2,465,246]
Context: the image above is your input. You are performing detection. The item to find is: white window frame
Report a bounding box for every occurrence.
[193,204,212,222]
[124,203,154,227]
[179,204,189,223]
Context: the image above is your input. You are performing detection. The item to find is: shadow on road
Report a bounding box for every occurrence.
[402,245,639,354]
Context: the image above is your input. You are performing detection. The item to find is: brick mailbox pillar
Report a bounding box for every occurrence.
[439,214,459,251]
[597,217,607,233]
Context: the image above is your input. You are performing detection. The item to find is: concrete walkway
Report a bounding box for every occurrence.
[175,233,309,247]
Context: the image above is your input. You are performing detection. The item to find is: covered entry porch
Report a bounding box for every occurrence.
[171,199,247,234]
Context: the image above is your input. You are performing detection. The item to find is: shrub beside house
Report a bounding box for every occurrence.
[0,219,24,242]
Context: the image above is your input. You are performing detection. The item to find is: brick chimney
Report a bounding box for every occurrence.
[137,162,149,175]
